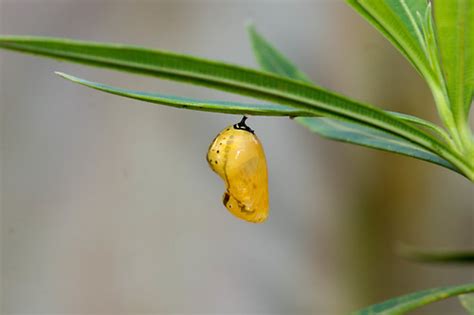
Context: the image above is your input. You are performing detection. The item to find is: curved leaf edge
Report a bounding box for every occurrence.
[296,117,458,172]
[352,283,474,315]
[55,71,459,173]
[0,35,470,177]
[55,72,309,117]
[246,24,462,174]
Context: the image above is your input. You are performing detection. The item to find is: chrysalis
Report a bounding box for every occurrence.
[207,116,269,223]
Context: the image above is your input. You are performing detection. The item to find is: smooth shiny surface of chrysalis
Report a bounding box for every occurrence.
[207,117,269,223]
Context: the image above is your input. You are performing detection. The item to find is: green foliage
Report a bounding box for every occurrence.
[346,0,474,167]
[346,0,455,136]
[248,24,312,83]
[55,71,459,173]
[247,24,459,172]
[55,72,308,116]
[434,0,474,148]
[0,34,470,177]
[346,0,431,78]
[352,283,474,315]
[397,244,474,264]
[0,2,472,314]
[296,117,457,171]
[251,3,474,314]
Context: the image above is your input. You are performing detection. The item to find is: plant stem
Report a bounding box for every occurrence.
[430,85,463,143]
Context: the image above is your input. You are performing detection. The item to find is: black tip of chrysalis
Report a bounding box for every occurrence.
[233,116,255,134]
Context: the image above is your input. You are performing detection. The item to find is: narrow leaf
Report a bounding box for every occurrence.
[352,283,474,315]
[388,111,454,146]
[397,244,474,264]
[460,294,474,315]
[55,72,310,116]
[345,0,415,72]
[0,36,469,176]
[57,71,459,173]
[296,117,457,172]
[348,0,435,82]
[247,25,458,172]
[434,0,474,123]
[247,24,311,83]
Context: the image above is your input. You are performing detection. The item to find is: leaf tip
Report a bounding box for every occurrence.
[54,71,68,79]
[55,71,77,84]
[245,20,256,34]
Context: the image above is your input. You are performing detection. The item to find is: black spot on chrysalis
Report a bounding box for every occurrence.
[223,192,230,206]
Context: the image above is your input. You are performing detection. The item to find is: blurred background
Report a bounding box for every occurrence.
[1,0,472,314]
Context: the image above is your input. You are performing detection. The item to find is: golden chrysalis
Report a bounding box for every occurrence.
[207,116,269,223]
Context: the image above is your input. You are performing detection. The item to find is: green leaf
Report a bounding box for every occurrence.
[248,24,450,140]
[434,0,474,123]
[397,244,474,264]
[346,0,433,82]
[247,25,458,173]
[56,71,459,173]
[55,72,310,116]
[296,117,458,172]
[346,0,413,70]
[0,35,470,177]
[388,111,455,146]
[346,0,464,148]
[352,283,474,315]
[247,24,312,83]
[460,294,474,315]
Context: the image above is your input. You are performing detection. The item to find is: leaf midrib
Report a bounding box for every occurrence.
[0,36,469,175]
[455,0,467,119]
[0,39,432,138]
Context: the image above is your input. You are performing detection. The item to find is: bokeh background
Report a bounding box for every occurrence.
[1,0,472,314]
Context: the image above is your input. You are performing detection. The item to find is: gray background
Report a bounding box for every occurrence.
[1,0,473,314]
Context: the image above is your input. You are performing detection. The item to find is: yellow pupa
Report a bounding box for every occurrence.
[207,116,269,223]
